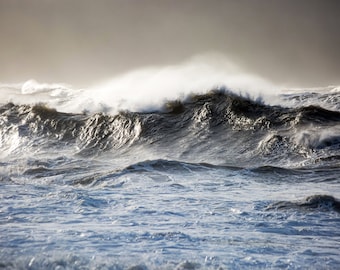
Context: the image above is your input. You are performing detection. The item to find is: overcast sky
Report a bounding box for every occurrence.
[0,0,339,88]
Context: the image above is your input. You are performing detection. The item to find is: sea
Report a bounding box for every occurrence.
[0,79,340,269]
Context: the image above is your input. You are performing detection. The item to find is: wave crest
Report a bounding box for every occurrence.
[1,90,340,167]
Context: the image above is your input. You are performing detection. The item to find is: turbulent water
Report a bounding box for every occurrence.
[1,83,340,269]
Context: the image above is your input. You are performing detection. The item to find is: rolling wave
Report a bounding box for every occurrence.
[1,90,340,167]
[266,195,340,213]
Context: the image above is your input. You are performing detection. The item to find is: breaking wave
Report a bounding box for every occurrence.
[1,89,340,168]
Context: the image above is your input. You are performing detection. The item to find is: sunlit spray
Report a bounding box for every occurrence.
[0,54,277,114]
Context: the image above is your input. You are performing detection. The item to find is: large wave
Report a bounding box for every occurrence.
[1,54,340,168]
[1,89,340,168]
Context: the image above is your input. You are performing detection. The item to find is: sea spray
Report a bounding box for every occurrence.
[0,54,277,114]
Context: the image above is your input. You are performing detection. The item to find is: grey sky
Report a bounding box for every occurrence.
[0,0,339,88]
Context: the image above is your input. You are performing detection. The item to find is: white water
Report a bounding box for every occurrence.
[1,157,340,269]
[0,54,278,114]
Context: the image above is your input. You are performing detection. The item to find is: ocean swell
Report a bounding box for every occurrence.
[1,90,340,168]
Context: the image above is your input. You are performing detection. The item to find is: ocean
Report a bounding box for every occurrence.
[0,81,340,269]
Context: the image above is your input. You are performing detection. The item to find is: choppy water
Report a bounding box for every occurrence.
[1,83,340,269]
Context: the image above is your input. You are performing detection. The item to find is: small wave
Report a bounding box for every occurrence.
[293,128,340,150]
[74,159,241,186]
[294,105,340,124]
[266,195,340,213]
[280,87,340,112]
[123,159,241,173]
[0,254,203,270]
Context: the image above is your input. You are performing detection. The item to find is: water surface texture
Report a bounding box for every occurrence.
[1,85,340,269]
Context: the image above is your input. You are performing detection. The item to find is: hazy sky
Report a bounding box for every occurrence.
[0,0,339,88]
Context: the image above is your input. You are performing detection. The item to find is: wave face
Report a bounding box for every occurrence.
[1,85,340,269]
[2,89,340,167]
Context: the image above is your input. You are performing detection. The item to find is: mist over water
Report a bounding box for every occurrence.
[0,55,278,114]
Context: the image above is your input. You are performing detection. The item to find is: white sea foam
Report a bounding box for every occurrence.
[2,54,339,114]
[0,54,278,114]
